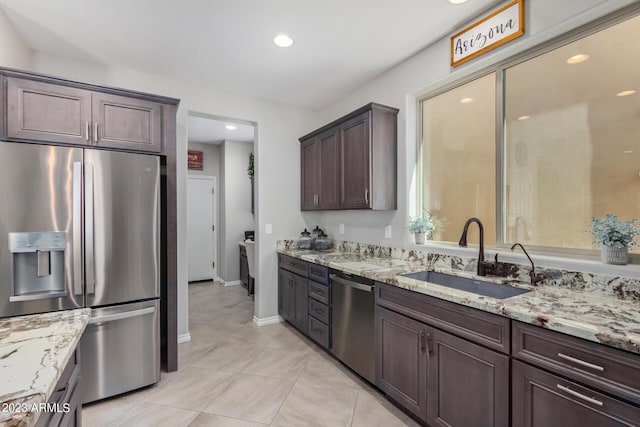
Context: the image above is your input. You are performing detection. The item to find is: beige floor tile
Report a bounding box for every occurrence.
[82,394,140,427]
[296,352,363,392]
[351,389,420,427]
[203,374,294,424]
[190,336,264,373]
[271,381,358,427]
[241,347,310,379]
[188,413,268,427]
[267,326,317,352]
[106,401,199,427]
[141,366,237,411]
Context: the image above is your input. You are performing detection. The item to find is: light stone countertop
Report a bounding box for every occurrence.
[278,248,640,355]
[0,308,91,427]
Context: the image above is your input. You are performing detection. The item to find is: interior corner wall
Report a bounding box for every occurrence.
[222,140,254,283]
[307,0,637,250]
[0,7,30,69]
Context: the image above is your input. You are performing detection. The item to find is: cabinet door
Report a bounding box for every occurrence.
[375,306,428,422]
[292,272,309,334]
[427,328,509,427]
[339,111,371,209]
[301,138,318,210]
[317,128,339,209]
[278,269,291,321]
[513,360,640,427]
[6,77,92,145]
[92,92,162,152]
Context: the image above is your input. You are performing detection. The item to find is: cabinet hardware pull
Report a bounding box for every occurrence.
[557,353,604,372]
[85,121,90,141]
[420,330,426,353]
[364,188,369,204]
[94,122,99,142]
[556,384,603,406]
[426,332,433,355]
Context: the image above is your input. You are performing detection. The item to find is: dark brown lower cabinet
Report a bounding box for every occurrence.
[376,305,509,426]
[36,349,82,427]
[427,328,509,427]
[376,306,428,421]
[277,268,308,334]
[512,360,640,427]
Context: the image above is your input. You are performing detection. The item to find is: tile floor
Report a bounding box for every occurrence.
[82,282,420,427]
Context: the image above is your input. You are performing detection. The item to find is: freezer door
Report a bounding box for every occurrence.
[0,142,84,317]
[80,299,160,403]
[84,150,160,307]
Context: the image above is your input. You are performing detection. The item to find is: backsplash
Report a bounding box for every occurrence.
[277,239,640,301]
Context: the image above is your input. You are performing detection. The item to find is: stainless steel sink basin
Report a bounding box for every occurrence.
[401,270,530,299]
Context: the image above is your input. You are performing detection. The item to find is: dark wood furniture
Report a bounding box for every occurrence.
[277,254,331,348]
[299,103,398,211]
[512,321,640,426]
[6,76,162,152]
[35,350,82,427]
[375,282,509,426]
[239,244,249,290]
[0,68,180,372]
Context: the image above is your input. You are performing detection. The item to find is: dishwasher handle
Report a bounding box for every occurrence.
[330,274,374,292]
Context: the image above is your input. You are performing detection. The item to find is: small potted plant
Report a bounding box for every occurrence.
[587,214,639,265]
[409,214,436,244]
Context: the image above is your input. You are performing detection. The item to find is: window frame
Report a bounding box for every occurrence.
[416,4,640,261]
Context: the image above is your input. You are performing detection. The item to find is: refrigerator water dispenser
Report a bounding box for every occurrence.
[9,232,67,302]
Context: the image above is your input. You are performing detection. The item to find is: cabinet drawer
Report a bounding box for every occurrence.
[308,316,329,349]
[309,281,329,304]
[309,263,329,285]
[513,360,640,426]
[309,298,330,324]
[513,321,640,405]
[376,282,510,353]
[278,254,308,277]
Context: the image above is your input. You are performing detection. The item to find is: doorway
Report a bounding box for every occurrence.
[187,176,217,282]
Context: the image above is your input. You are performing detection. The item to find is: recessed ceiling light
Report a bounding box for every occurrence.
[273,34,294,48]
[225,125,237,130]
[517,115,531,121]
[624,150,634,154]
[616,90,636,97]
[459,97,474,104]
[566,54,589,64]
[448,0,468,4]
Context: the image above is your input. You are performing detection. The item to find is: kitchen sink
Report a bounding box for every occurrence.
[401,270,530,299]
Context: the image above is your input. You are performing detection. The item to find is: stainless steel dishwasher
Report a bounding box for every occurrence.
[330,272,375,383]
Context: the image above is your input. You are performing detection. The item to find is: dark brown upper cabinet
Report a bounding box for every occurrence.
[4,76,162,152]
[300,103,398,211]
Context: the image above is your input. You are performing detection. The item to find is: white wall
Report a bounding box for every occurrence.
[28,51,315,336]
[308,0,638,248]
[220,140,254,282]
[0,6,29,69]
[187,142,221,179]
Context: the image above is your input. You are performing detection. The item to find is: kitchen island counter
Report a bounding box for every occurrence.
[0,308,91,427]
[278,247,640,355]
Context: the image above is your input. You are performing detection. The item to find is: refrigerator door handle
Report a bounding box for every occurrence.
[89,306,156,325]
[72,162,83,296]
[85,162,95,295]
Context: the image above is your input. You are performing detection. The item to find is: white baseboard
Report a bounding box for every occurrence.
[253,315,283,326]
[224,280,242,287]
[177,332,191,343]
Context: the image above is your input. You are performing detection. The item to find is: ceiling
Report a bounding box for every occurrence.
[188,115,254,144]
[0,0,500,109]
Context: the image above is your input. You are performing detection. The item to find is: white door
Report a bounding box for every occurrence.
[187,176,216,282]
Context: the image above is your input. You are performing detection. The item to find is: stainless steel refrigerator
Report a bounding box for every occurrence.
[0,141,160,403]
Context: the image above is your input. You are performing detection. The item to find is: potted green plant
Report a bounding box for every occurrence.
[409,214,436,244]
[587,214,639,265]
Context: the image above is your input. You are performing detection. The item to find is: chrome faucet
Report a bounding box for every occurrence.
[458,217,495,276]
[511,243,545,285]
